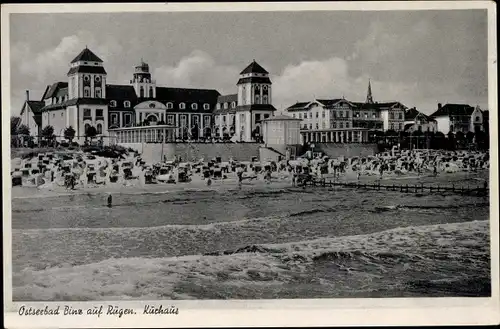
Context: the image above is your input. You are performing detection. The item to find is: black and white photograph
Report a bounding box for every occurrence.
[2,1,498,327]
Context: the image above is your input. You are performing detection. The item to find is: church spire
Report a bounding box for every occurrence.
[366,79,374,104]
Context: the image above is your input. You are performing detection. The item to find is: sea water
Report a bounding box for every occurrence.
[11,175,490,300]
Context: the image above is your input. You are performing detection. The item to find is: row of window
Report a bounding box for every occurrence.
[83,109,104,119]
[389,112,404,120]
[109,100,211,110]
[354,112,379,119]
[84,123,103,135]
[292,111,327,120]
[83,87,102,98]
[214,113,270,125]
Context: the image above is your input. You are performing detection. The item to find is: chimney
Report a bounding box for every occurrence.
[438,103,442,110]
[26,90,29,101]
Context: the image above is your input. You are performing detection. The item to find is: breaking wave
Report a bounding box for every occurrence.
[13,220,490,301]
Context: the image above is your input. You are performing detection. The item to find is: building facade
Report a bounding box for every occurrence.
[403,107,438,133]
[284,81,406,144]
[430,103,485,135]
[213,61,277,142]
[23,48,276,144]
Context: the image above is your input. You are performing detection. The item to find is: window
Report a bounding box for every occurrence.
[124,114,132,126]
[204,116,210,125]
[255,95,260,104]
[303,124,307,129]
[322,111,325,118]
[222,116,226,123]
[292,113,296,118]
[96,123,102,134]
[167,115,174,124]
[84,88,90,97]
[339,122,343,128]
[389,112,394,120]
[191,103,198,110]
[372,113,376,119]
[61,112,64,117]
[203,103,210,110]
[83,75,90,82]
[110,100,117,107]
[339,111,343,118]
[96,109,104,119]
[476,116,480,122]
[299,113,302,119]
[84,123,91,133]
[309,112,312,119]
[95,76,101,83]
[216,103,221,110]
[240,113,245,122]
[179,103,186,110]
[399,113,403,120]
[264,114,270,119]
[224,103,228,109]
[95,88,101,98]
[149,87,153,97]
[231,102,236,108]
[166,102,173,109]
[315,123,319,129]
[111,113,118,125]
[193,116,200,125]
[180,115,187,126]
[364,113,368,119]
[140,87,144,98]
[262,95,268,104]
[124,101,131,108]
[83,108,91,119]
[316,112,319,118]
[255,114,261,123]
[309,124,313,129]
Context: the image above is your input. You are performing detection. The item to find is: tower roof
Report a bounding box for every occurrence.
[366,79,374,104]
[240,60,269,75]
[70,48,103,63]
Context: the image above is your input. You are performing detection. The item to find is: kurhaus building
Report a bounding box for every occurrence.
[21,47,276,144]
[284,80,406,143]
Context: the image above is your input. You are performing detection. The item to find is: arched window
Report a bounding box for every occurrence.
[254,95,260,104]
[231,102,236,108]
[191,103,198,110]
[262,95,268,104]
[110,100,117,107]
[149,87,153,97]
[166,102,173,109]
[203,103,210,110]
[96,123,102,134]
[216,103,221,110]
[224,103,228,109]
[84,123,91,134]
[179,103,186,110]
[95,88,101,98]
[140,87,144,98]
[124,101,131,108]
[84,87,90,98]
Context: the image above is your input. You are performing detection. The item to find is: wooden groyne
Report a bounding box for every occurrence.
[306,179,488,197]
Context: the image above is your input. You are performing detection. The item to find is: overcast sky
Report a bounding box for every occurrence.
[10,10,488,115]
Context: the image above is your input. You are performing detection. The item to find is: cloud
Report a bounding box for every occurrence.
[10,32,123,114]
[153,50,240,94]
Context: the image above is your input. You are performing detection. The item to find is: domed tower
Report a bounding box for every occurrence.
[67,47,107,99]
[131,59,156,99]
[235,60,277,142]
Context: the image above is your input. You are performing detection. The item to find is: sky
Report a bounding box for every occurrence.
[9,9,488,115]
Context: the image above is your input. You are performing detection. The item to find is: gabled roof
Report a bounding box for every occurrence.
[155,87,220,103]
[240,60,269,75]
[106,84,138,100]
[26,101,45,114]
[71,48,103,63]
[217,94,238,103]
[286,102,311,111]
[43,82,68,99]
[404,107,420,121]
[316,98,345,107]
[430,103,475,117]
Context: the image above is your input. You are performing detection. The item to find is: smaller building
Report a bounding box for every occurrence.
[403,107,438,133]
[20,90,44,141]
[430,103,484,134]
[260,114,302,161]
[109,124,177,147]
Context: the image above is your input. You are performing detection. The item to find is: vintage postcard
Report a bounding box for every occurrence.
[2,1,499,328]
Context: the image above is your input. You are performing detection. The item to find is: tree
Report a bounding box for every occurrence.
[17,124,30,136]
[64,126,76,143]
[41,125,55,146]
[11,116,21,136]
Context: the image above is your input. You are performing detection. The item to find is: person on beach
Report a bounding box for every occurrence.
[433,164,438,177]
[236,166,243,187]
[292,170,297,187]
[357,171,361,182]
[207,177,212,186]
[107,194,113,207]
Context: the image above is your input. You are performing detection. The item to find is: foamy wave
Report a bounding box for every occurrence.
[14,220,490,300]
